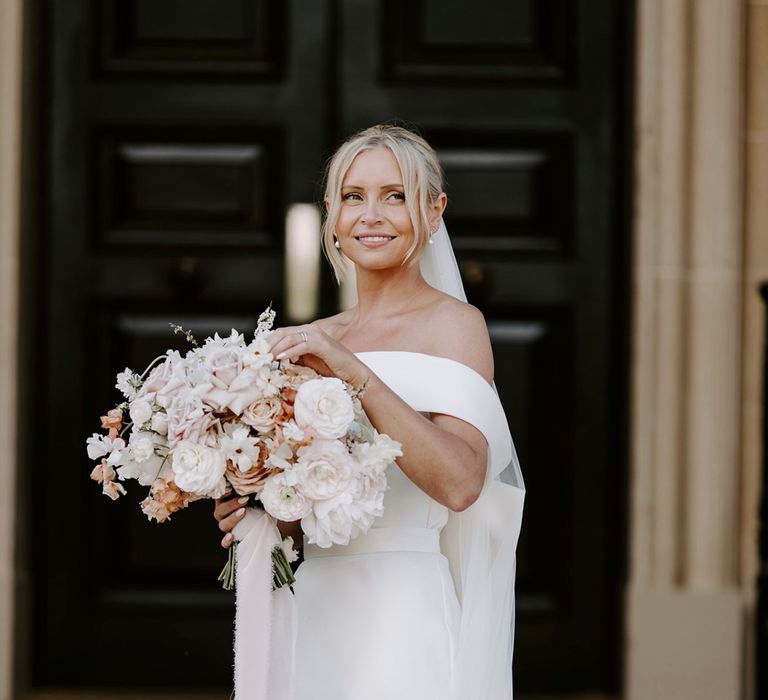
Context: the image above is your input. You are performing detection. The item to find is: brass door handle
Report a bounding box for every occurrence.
[285,204,322,322]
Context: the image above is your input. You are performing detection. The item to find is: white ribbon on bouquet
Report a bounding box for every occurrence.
[231,509,297,700]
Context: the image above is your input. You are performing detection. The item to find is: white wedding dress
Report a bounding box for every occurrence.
[231,222,525,700]
[291,351,526,700]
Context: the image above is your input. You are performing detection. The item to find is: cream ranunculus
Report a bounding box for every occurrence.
[301,492,355,547]
[170,440,227,497]
[260,472,312,521]
[295,439,354,500]
[294,378,354,440]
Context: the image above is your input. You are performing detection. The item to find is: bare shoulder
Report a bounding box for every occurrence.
[312,310,352,338]
[426,296,494,384]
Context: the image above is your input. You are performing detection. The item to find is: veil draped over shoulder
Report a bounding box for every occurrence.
[420,219,526,699]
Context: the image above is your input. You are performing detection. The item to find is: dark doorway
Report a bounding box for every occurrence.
[34,0,631,694]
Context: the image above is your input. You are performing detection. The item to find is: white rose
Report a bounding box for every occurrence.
[295,439,354,500]
[260,472,312,521]
[301,492,355,548]
[294,378,354,440]
[150,412,168,435]
[129,399,153,427]
[170,440,227,497]
[128,430,156,463]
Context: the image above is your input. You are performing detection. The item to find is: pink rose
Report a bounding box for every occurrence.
[241,396,282,434]
[204,364,271,415]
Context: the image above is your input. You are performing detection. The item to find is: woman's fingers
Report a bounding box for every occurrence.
[218,506,248,534]
[221,532,234,549]
[213,495,249,522]
[268,324,320,361]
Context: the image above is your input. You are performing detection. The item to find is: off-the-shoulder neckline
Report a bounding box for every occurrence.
[353,350,494,387]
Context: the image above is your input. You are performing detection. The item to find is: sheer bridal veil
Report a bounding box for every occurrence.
[420,219,526,699]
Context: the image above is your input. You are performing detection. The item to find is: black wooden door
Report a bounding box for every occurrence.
[336,0,630,693]
[38,0,331,687]
[37,0,629,693]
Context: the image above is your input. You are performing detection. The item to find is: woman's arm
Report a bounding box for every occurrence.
[267,303,493,512]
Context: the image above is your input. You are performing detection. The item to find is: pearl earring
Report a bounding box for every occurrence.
[334,239,340,249]
[428,236,434,245]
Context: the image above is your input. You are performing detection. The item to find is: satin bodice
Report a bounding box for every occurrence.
[372,458,450,531]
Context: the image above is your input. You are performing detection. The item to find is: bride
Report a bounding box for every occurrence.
[214,124,525,699]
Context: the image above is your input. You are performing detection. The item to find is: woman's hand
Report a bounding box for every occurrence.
[267,323,369,389]
[213,492,250,549]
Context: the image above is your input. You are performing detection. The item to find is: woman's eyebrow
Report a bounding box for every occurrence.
[341,183,404,190]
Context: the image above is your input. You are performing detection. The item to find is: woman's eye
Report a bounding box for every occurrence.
[388,192,405,201]
[343,192,362,201]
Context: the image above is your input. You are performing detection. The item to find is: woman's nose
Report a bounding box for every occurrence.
[361,198,382,224]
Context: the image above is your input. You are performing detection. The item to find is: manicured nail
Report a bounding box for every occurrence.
[236,507,245,517]
[238,496,249,505]
[223,533,233,544]
[276,352,286,359]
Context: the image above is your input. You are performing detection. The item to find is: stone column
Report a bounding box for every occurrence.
[627,0,746,698]
[0,0,24,698]
[740,3,768,699]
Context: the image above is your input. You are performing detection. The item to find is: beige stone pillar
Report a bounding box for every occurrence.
[0,0,23,697]
[740,4,768,700]
[627,0,746,698]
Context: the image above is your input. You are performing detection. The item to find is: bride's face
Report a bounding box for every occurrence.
[334,147,417,271]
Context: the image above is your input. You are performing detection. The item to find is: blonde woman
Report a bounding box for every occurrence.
[214,124,525,699]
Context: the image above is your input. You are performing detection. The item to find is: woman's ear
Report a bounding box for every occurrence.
[429,192,448,232]
[324,197,330,212]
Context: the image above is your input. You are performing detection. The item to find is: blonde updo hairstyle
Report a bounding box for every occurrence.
[321,124,445,283]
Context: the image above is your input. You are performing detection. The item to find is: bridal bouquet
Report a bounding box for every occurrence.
[86,306,401,590]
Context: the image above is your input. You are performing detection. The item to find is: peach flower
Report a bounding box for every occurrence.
[100,408,123,432]
[102,479,126,501]
[91,460,126,500]
[140,477,199,523]
[241,396,283,434]
[225,451,275,496]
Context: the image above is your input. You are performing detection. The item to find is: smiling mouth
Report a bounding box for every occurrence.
[354,235,396,242]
